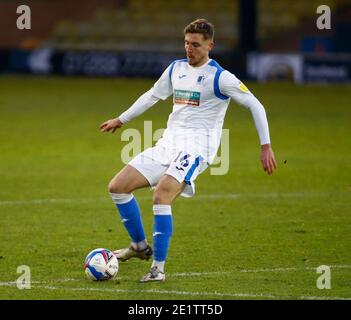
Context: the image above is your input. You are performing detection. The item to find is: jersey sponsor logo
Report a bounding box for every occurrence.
[174,89,200,106]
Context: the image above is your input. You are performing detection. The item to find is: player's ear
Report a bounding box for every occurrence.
[208,41,214,51]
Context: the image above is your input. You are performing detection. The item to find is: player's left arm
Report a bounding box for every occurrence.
[219,71,277,175]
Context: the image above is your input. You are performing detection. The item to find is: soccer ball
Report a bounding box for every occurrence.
[84,248,119,281]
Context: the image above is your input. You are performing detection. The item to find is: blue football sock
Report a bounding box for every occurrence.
[110,193,146,244]
[153,205,173,263]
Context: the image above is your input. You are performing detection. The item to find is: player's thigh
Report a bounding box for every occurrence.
[108,164,150,194]
[153,174,186,204]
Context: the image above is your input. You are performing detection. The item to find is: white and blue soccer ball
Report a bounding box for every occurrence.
[84,248,119,281]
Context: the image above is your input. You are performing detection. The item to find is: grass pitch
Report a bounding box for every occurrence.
[0,75,350,300]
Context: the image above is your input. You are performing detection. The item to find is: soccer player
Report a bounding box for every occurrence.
[100,19,276,282]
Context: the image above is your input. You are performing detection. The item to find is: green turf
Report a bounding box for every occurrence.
[0,75,350,300]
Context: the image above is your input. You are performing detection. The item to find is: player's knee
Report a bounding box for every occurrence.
[108,180,131,194]
[153,185,172,204]
[107,181,119,193]
[152,192,169,205]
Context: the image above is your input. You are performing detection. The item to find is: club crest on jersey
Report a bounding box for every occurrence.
[197,75,206,85]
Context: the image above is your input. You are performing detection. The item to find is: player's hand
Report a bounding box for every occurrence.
[260,144,277,175]
[100,118,123,133]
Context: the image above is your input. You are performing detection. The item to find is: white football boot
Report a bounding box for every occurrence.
[140,266,166,283]
[113,244,153,262]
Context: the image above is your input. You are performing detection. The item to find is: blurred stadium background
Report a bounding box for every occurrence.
[1,0,351,80]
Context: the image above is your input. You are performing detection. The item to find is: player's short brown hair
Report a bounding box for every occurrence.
[184,19,214,40]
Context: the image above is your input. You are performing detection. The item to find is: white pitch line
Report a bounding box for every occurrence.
[169,265,351,277]
[299,296,351,300]
[0,279,81,287]
[0,281,277,299]
[0,282,16,287]
[33,285,281,299]
[172,271,229,277]
[0,198,96,206]
[193,192,336,200]
[1,264,351,300]
[1,265,350,287]
[1,264,350,284]
[1,282,350,300]
[239,265,351,273]
[0,192,341,206]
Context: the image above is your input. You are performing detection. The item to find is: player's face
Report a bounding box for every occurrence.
[184,33,214,67]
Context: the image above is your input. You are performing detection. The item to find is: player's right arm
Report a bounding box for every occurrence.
[100,63,173,133]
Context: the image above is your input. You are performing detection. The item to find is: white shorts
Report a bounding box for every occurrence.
[128,145,208,197]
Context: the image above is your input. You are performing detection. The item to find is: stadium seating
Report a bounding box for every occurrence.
[49,0,238,52]
[47,0,349,52]
[258,0,350,42]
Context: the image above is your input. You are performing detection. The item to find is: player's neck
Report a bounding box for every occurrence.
[190,57,211,68]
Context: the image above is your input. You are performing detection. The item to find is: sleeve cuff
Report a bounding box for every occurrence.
[118,114,128,124]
